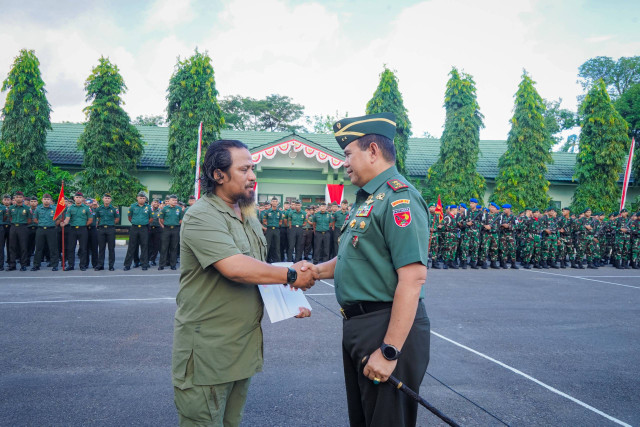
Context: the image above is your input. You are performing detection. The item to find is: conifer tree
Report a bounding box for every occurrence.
[167,50,224,199]
[572,80,629,213]
[366,67,412,175]
[426,67,485,205]
[0,49,52,193]
[78,57,145,206]
[491,71,552,210]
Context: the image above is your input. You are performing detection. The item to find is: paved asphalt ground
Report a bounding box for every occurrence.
[1,247,639,426]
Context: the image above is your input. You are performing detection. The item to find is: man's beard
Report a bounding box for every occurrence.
[238,190,256,218]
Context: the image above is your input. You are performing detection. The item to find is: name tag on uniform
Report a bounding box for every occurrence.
[355,205,373,217]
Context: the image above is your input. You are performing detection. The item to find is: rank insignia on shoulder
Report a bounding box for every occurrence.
[387,179,408,191]
[375,193,385,201]
[391,199,410,207]
[352,236,359,248]
[356,205,373,217]
[350,219,357,228]
[393,207,412,227]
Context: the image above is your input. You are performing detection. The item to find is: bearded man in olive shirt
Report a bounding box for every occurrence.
[172,140,317,427]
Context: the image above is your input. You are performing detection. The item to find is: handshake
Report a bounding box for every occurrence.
[289,260,319,291]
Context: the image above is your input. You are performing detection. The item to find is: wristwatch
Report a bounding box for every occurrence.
[286,267,297,285]
[380,343,401,361]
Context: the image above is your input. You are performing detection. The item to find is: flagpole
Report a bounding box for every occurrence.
[194,122,203,199]
[60,181,65,271]
[620,137,635,211]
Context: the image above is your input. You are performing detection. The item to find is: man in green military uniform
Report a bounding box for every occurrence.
[0,194,12,270]
[312,202,332,264]
[262,197,283,262]
[280,200,291,261]
[27,196,38,266]
[62,191,92,271]
[124,191,152,271]
[441,205,459,269]
[332,200,349,259]
[613,208,631,269]
[286,200,306,262]
[95,193,119,271]
[172,140,314,427]
[427,203,441,268]
[303,205,314,261]
[498,204,519,269]
[557,207,574,268]
[479,202,501,269]
[159,194,183,270]
[309,113,430,427]
[148,198,162,266]
[541,207,559,268]
[7,191,32,271]
[31,194,60,271]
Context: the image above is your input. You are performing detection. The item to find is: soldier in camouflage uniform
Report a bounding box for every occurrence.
[629,212,640,269]
[593,213,606,267]
[428,204,442,268]
[574,208,599,269]
[441,205,459,269]
[601,213,616,265]
[479,203,501,269]
[498,204,519,269]
[466,199,483,269]
[613,208,631,269]
[522,208,543,269]
[456,203,469,269]
[541,207,559,268]
[557,207,574,268]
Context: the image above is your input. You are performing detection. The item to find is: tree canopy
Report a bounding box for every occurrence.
[133,114,167,126]
[578,56,640,100]
[366,67,412,175]
[572,80,630,213]
[426,67,485,205]
[167,49,224,199]
[220,94,305,132]
[0,49,52,194]
[492,71,552,210]
[77,57,145,206]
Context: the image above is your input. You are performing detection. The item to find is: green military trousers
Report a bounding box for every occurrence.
[174,355,251,427]
[342,303,430,427]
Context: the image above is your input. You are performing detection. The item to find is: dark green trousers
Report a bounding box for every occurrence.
[287,226,304,262]
[125,225,149,268]
[342,302,430,427]
[313,230,330,263]
[265,227,280,263]
[34,227,59,267]
[66,225,88,269]
[160,225,180,267]
[97,225,116,269]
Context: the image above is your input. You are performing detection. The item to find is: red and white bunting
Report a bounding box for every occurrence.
[251,139,345,169]
[620,137,635,211]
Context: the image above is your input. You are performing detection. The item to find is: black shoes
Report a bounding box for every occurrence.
[30,267,40,271]
[150,261,157,266]
[134,263,140,268]
[80,267,87,271]
[52,267,58,271]
[170,266,177,270]
[20,266,27,271]
[94,266,104,271]
[158,266,164,270]
[123,266,130,271]
[66,266,75,271]
[142,267,148,271]
[109,267,114,271]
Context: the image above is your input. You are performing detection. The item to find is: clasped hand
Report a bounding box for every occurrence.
[289,260,319,291]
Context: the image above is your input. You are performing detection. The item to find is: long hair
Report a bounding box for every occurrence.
[201,139,249,194]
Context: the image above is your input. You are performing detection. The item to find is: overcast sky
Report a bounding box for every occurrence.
[0,0,639,140]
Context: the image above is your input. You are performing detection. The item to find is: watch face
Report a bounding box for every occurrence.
[382,345,398,360]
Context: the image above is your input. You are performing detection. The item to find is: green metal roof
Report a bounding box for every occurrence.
[2,122,583,182]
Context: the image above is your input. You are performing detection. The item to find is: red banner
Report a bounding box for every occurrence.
[325,184,344,204]
[434,195,444,223]
[54,181,65,220]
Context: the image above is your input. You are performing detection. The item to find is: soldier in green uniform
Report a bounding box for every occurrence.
[31,194,59,271]
[309,113,430,427]
[498,204,519,269]
[303,205,314,261]
[262,197,283,262]
[312,202,332,264]
[148,199,162,266]
[574,208,598,269]
[286,200,306,262]
[26,196,38,265]
[479,202,501,269]
[557,207,574,268]
[7,192,32,271]
[0,194,11,270]
[280,201,291,261]
[124,191,152,270]
[427,203,441,268]
[95,193,119,271]
[630,212,640,269]
[62,191,92,271]
[172,139,314,427]
[332,200,349,258]
[441,205,459,269]
[540,207,559,268]
[159,194,183,270]
[613,208,631,269]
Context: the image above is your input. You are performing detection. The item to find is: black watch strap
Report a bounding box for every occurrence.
[286,267,297,285]
[380,343,401,360]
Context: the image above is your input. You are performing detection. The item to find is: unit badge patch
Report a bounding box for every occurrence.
[390,199,410,207]
[352,236,359,248]
[393,208,412,227]
[356,204,373,217]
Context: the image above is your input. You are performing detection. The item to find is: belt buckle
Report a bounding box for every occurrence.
[104,226,108,228]
[170,226,174,229]
[15,224,19,227]
[138,225,141,228]
[339,308,348,320]
[43,227,47,230]
[75,226,79,229]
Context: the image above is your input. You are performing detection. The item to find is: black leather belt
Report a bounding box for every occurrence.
[102,225,113,228]
[340,301,393,320]
[294,225,300,227]
[270,227,277,229]
[12,223,23,227]
[317,231,327,234]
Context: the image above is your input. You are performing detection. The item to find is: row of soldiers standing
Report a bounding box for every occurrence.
[0,190,196,272]
[258,198,350,264]
[430,198,640,270]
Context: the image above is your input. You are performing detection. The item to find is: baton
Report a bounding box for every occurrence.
[362,356,461,427]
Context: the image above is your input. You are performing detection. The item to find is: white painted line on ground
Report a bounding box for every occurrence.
[305,293,335,296]
[0,297,175,305]
[526,270,640,290]
[319,280,335,288]
[0,273,180,280]
[431,330,631,427]
[576,275,640,278]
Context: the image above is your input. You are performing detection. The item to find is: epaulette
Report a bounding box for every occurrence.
[387,179,408,192]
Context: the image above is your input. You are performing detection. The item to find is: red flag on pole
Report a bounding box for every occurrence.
[194,122,204,200]
[434,195,444,223]
[620,137,635,211]
[54,180,65,220]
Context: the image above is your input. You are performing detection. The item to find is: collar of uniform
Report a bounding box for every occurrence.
[202,193,241,221]
[359,165,399,195]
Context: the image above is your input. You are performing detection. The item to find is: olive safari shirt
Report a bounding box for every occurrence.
[335,166,429,307]
[8,204,32,224]
[160,205,183,226]
[96,205,119,226]
[65,204,90,226]
[172,194,267,388]
[34,205,56,227]
[129,203,151,225]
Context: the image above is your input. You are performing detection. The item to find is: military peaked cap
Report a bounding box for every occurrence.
[333,112,396,149]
